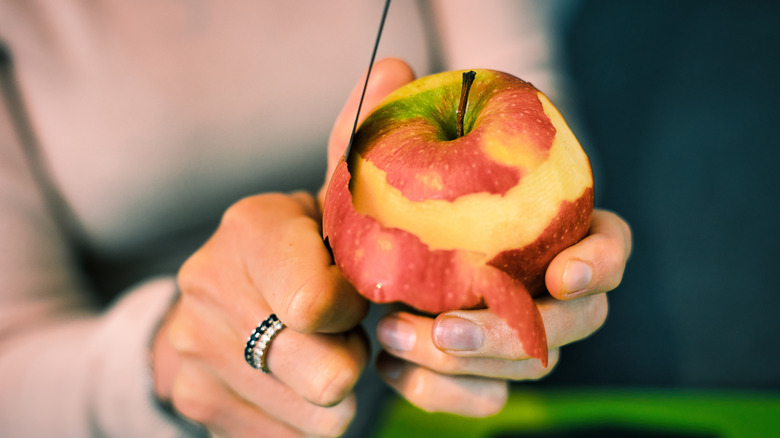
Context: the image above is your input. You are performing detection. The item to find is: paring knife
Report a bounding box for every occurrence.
[344,0,392,161]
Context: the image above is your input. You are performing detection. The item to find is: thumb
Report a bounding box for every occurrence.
[320,58,416,207]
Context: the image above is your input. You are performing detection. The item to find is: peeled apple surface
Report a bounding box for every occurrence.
[322,69,593,366]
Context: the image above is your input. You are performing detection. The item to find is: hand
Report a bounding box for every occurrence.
[374,209,632,416]
[320,57,632,418]
[152,192,369,437]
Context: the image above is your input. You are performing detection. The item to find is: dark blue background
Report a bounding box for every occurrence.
[544,0,780,389]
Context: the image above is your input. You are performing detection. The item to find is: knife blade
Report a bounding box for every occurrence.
[344,0,391,161]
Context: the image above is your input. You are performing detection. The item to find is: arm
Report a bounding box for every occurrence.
[0,54,198,438]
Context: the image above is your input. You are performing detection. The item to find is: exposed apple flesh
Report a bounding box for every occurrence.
[323,69,593,366]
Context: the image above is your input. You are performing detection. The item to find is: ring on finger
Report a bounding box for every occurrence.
[244,313,286,374]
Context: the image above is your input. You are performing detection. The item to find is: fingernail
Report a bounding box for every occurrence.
[377,316,416,352]
[433,317,484,351]
[562,260,592,295]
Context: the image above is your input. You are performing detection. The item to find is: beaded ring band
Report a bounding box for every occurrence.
[244,313,286,374]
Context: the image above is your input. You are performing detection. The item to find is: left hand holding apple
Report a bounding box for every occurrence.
[323,58,632,417]
[373,208,631,417]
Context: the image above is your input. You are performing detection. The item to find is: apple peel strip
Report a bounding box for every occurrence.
[323,158,549,366]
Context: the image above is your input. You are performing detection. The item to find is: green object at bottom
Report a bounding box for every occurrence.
[371,388,780,438]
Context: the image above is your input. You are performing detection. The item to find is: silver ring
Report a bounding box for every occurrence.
[244,313,285,374]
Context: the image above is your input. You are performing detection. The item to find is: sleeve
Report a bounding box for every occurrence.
[0,55,204,438]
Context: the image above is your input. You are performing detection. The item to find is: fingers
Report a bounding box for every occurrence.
[546,209,633,300]
[371,209,623,417]
[319,58,416,207]
[172,359,356,438]
[212,192,368,334]
[377,311,562,380]
[171,361,300,438]
[264,328,369,407]
[171,191,371,435]
[431,294,607,360]
[376,352,508,418]
[168,282,363,436]
[373,293,607,416]
[375,293,606,377]
[536,293,609,350]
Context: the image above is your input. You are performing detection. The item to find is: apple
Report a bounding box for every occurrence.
[322,69,593,366]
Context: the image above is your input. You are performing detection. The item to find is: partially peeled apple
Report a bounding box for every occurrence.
[322,69,593,366]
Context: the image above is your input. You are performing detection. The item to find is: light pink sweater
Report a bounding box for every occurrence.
[0,1,571,436]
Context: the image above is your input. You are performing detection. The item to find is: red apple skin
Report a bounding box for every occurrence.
[323,158,550,362]
[351,69,556,201]
[324,158,482,312]
[323,69,594,367]
[488,187,594,297]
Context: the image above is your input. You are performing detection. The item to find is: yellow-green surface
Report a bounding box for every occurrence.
[372,388,780,438]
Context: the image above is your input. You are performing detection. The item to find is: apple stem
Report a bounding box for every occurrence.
[456,70,477,138]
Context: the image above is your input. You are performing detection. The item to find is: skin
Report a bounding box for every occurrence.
[152,58,632,436]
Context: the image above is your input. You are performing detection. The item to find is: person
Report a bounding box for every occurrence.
[0,1,631,437]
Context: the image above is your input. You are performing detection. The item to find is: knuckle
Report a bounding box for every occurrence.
[229,194,270,216]
[474,381,508,417]
[225,193,296,223]
[172,393,217,426]
[166,313,200,356]
[431,378,507,418]
[282,288,317,333]
[273,221,333,332]
[589,233,614,258]
[289,191,317,215]
[598,231,631,270]
[313,396,357,437]
[177,252,207,296]
[526,349,560,381]
[219,197,254,233]
[220,194,283,231]
[589,235,626,292]
[306,357,362,407]
[285,214,320,234]
[614,213,634,258]
[282,278,331,333]
[170,373,219,425]
[493,324,532,361]
[588,293,609,329]
[436,352,467,374]
[176,253,221,306]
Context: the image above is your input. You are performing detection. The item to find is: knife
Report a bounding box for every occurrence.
[344,0,392,161]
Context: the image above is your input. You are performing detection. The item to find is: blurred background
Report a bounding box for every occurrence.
[551,0,780,390]
[379,1,780,436]
[2,0,778,437]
